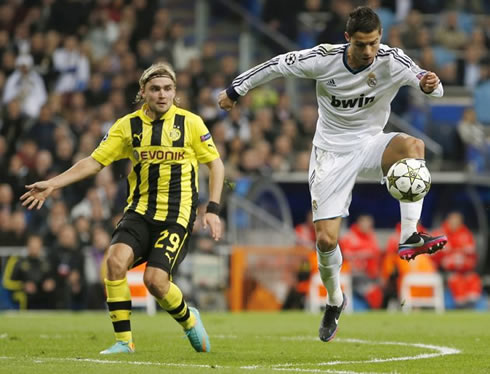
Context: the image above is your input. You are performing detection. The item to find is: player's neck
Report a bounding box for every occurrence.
[346,50,368,70]
[144,107,165,120]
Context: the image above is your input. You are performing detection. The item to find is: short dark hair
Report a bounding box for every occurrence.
[345,6,381,36]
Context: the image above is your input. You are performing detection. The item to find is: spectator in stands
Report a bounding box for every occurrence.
[26,150,53,186]
[297,0,329,48]
[400,9,424,49]
[1,99,29,160]
[27,104,57,153]
[4,210,28,247]
[3,155,28,204]
[316,0,354,44]
[7,234,57,309]
[431,212,483,308]
[455,45,483,89]
[84,225,109,309]
[339,215,383,309]
[52,35,90,93]
[474,60,490,125]
[294,150,311,172]
[434,11,468,50]
[0,210,11,245]
[52,223,85,309]
[261,0,303,47]
[3,54,47,118]
[222,104,251,142]
[85,8,120,62]
[0,183,14,214]
[456,107,490,172]
[42,201,69,248]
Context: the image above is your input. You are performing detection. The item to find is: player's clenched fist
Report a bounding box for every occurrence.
[419,71,440,94]
[218,90,235,111]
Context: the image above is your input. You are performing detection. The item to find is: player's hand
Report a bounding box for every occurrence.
[20,181,54,210]
[218,90,235,111]
[203,212,222,241]
[419,71,440,94]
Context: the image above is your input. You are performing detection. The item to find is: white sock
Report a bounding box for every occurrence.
[317,245,343,306]
[400,199,424,242]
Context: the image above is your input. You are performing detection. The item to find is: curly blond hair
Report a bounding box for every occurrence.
[134,62,177,104]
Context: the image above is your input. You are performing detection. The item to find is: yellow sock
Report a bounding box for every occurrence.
[157,282,196,330]
[105,278,132,342]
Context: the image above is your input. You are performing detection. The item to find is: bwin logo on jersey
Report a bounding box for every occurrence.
[331,94,375,108]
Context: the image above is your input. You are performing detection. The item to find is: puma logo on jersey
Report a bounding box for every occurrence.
[133,132,143,142]
[331,94,375,108]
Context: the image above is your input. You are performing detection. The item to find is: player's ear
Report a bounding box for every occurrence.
[344,32,350,42]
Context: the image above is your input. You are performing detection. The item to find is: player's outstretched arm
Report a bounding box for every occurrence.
[203,158,225,241]
[20,156,104,210]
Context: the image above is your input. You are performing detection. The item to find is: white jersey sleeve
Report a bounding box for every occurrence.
[227,45,335,99]
[388,47,443,97]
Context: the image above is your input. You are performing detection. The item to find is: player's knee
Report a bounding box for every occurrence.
[405,137,425,158]
[143,272,170,299]
[316,232,338,252]
[106,253,130,279]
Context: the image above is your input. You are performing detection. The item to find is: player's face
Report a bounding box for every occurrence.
[142,76,176,117]
[345,29,381,68]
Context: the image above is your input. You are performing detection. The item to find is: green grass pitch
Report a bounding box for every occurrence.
[1,311,489,374]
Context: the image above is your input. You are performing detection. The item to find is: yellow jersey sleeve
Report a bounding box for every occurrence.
[190,115,220,164]
[91,118,131,166]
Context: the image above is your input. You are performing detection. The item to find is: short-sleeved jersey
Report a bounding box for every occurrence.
[91,104,219,229]
[230,43,443,152]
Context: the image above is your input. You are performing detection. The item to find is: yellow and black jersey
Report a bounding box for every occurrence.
[91,104,220,229]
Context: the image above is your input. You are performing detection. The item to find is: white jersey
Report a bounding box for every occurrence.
[229,43,443,152]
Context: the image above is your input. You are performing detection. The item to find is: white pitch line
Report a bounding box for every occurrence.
[271,337,460,367]
[0,356,376,374]
[0,336,461,374]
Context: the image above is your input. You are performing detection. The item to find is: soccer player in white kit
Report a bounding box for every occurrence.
[218,7,447,342]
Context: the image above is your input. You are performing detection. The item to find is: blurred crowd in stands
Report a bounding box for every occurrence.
[294,210,486,310]
[0,0,489,310]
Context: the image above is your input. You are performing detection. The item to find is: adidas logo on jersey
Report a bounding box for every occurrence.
[326,78,336,87]
[331,94,375,108]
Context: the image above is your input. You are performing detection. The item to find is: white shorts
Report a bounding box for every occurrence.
[309,132,399,221]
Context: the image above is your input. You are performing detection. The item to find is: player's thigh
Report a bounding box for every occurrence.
[314,216,343,251]
[147,223,190,279]
[358,132,400,180]
[111,210,151,269]
[309,146,358,220]
[381,133,425,174]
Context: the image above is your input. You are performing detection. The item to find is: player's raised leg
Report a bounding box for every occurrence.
[100,243,135,354]
[315,218,347,342]
[145,267,210,352]
[382,134,447,260]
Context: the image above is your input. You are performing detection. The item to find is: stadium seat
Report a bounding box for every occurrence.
[306,271,353,314]
[127,264,157,316]
[400,272,445,313]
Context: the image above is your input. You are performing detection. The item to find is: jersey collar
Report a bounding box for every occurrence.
[140,103,177,123]
[343,45,373,75]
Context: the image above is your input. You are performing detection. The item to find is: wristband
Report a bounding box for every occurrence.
[226,86,240,101]
[206,201,220,215]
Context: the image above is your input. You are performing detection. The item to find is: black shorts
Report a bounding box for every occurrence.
[111,210,191,276]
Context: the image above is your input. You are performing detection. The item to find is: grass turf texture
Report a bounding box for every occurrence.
[0,311,489,374]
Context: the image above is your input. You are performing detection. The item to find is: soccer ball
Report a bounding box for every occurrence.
[385,158,431,202]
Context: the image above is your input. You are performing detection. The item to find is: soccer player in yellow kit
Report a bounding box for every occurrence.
[21,62,224,354]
